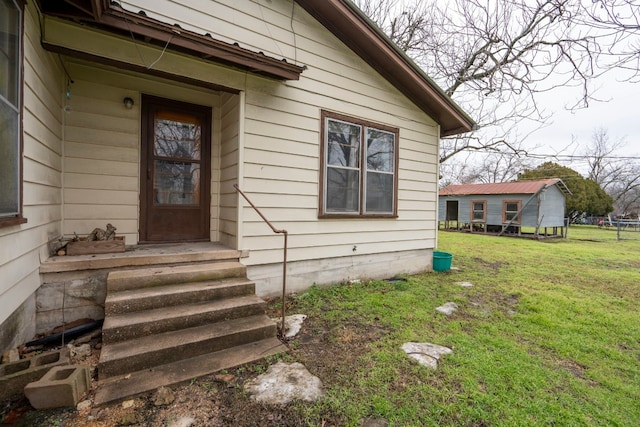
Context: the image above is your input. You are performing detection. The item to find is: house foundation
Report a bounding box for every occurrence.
[248,248,434,297]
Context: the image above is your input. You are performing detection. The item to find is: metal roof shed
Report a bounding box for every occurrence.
[438,179,571,238]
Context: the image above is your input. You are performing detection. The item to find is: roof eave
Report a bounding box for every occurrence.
[295,0,475,136]
[37,0,305,81]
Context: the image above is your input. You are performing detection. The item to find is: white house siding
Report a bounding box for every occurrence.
[0,2,64,352]
[60,61,224,244]
[219,92,241,248]
[41,1,442,297]
[115,0,441,295]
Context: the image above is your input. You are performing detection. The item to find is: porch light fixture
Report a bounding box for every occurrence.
[123,97,134,109]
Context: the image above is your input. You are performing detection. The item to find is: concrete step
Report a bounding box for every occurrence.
[94,337,287,406]
[104,278,256,315]
[98,315,277,379]
[102,295,267,344]
[107,262,246,292]
[40,243,241,274]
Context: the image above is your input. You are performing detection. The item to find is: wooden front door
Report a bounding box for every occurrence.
[140,95,211,242]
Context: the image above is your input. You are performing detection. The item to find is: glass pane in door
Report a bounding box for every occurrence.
[153,111,202,205]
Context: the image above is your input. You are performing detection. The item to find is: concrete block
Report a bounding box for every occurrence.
[0,348,70,401]
[24,365,91,409]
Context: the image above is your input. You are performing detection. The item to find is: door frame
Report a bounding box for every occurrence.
[139,94,212,243]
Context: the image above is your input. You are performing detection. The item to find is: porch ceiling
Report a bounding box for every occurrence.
[36,0,306,81]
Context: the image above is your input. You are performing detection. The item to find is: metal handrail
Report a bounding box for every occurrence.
[233,184,288,337]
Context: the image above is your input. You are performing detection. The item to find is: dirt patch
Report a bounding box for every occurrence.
[2,315,390,427]
[472,257,508,272]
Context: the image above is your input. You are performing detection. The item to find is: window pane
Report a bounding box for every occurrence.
[366,171,393,213]
[506,212,518,221]
[327,120,360,168]
[154,160,200,205]
[506,203,518,212]
[473,211,484,220]
[0,0,20,107]
[326,168,359,212]
[0,100,19,216]
[366,129,394,172]
[473,202,484,211]
[154,113,201,160]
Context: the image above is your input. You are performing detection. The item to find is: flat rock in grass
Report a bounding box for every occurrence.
[456,281,474,287]
[167,417,195,427]
[282,314,307,338]
[402,342,453,370]
[362,418,389,427]
[244,362,324,404]
[436,302,458,315]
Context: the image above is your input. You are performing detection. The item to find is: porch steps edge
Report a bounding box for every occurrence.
[98,314,276,378]
[107,262,246,292]
[40,248,242,274]
[94,337,287,406]
[102,294,267,344]
[105,277,255,315]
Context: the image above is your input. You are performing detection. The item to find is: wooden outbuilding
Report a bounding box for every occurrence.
[438,179,571,237]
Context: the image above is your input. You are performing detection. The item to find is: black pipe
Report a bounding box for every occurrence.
[25,319,103,347]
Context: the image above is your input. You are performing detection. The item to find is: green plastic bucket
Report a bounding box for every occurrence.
[433,251,453,272]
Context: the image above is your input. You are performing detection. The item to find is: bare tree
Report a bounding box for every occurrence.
[582,127,640,216]
[580,0,640,80]
[354,0,639,170]
[584,127,626,189]
[471,152,535,184]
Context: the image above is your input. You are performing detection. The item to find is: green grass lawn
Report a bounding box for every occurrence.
[281,225,640,426]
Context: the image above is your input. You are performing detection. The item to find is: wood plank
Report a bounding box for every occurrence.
[66,237,126,256]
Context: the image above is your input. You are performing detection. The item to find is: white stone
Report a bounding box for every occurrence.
[244,362,324,404]
[167,417,195,427]
[68,343,91,360]
[402,342,453,370]
[76,400,91,411]
[122,399,135,409]
[435,302,458,315]
[153,386,175,406]
[283,314,307,338]
[456,281,474,287]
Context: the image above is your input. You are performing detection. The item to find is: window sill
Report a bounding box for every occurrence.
[318,214,398,219]
[0,216,28,229]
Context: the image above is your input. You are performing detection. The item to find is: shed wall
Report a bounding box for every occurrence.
[538,185,567,227]
[438,186,567,229]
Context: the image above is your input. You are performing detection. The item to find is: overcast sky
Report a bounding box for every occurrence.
[526,69,640,161]
[368,0,640,174]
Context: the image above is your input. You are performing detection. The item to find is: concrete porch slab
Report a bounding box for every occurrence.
[40,242,242,273]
